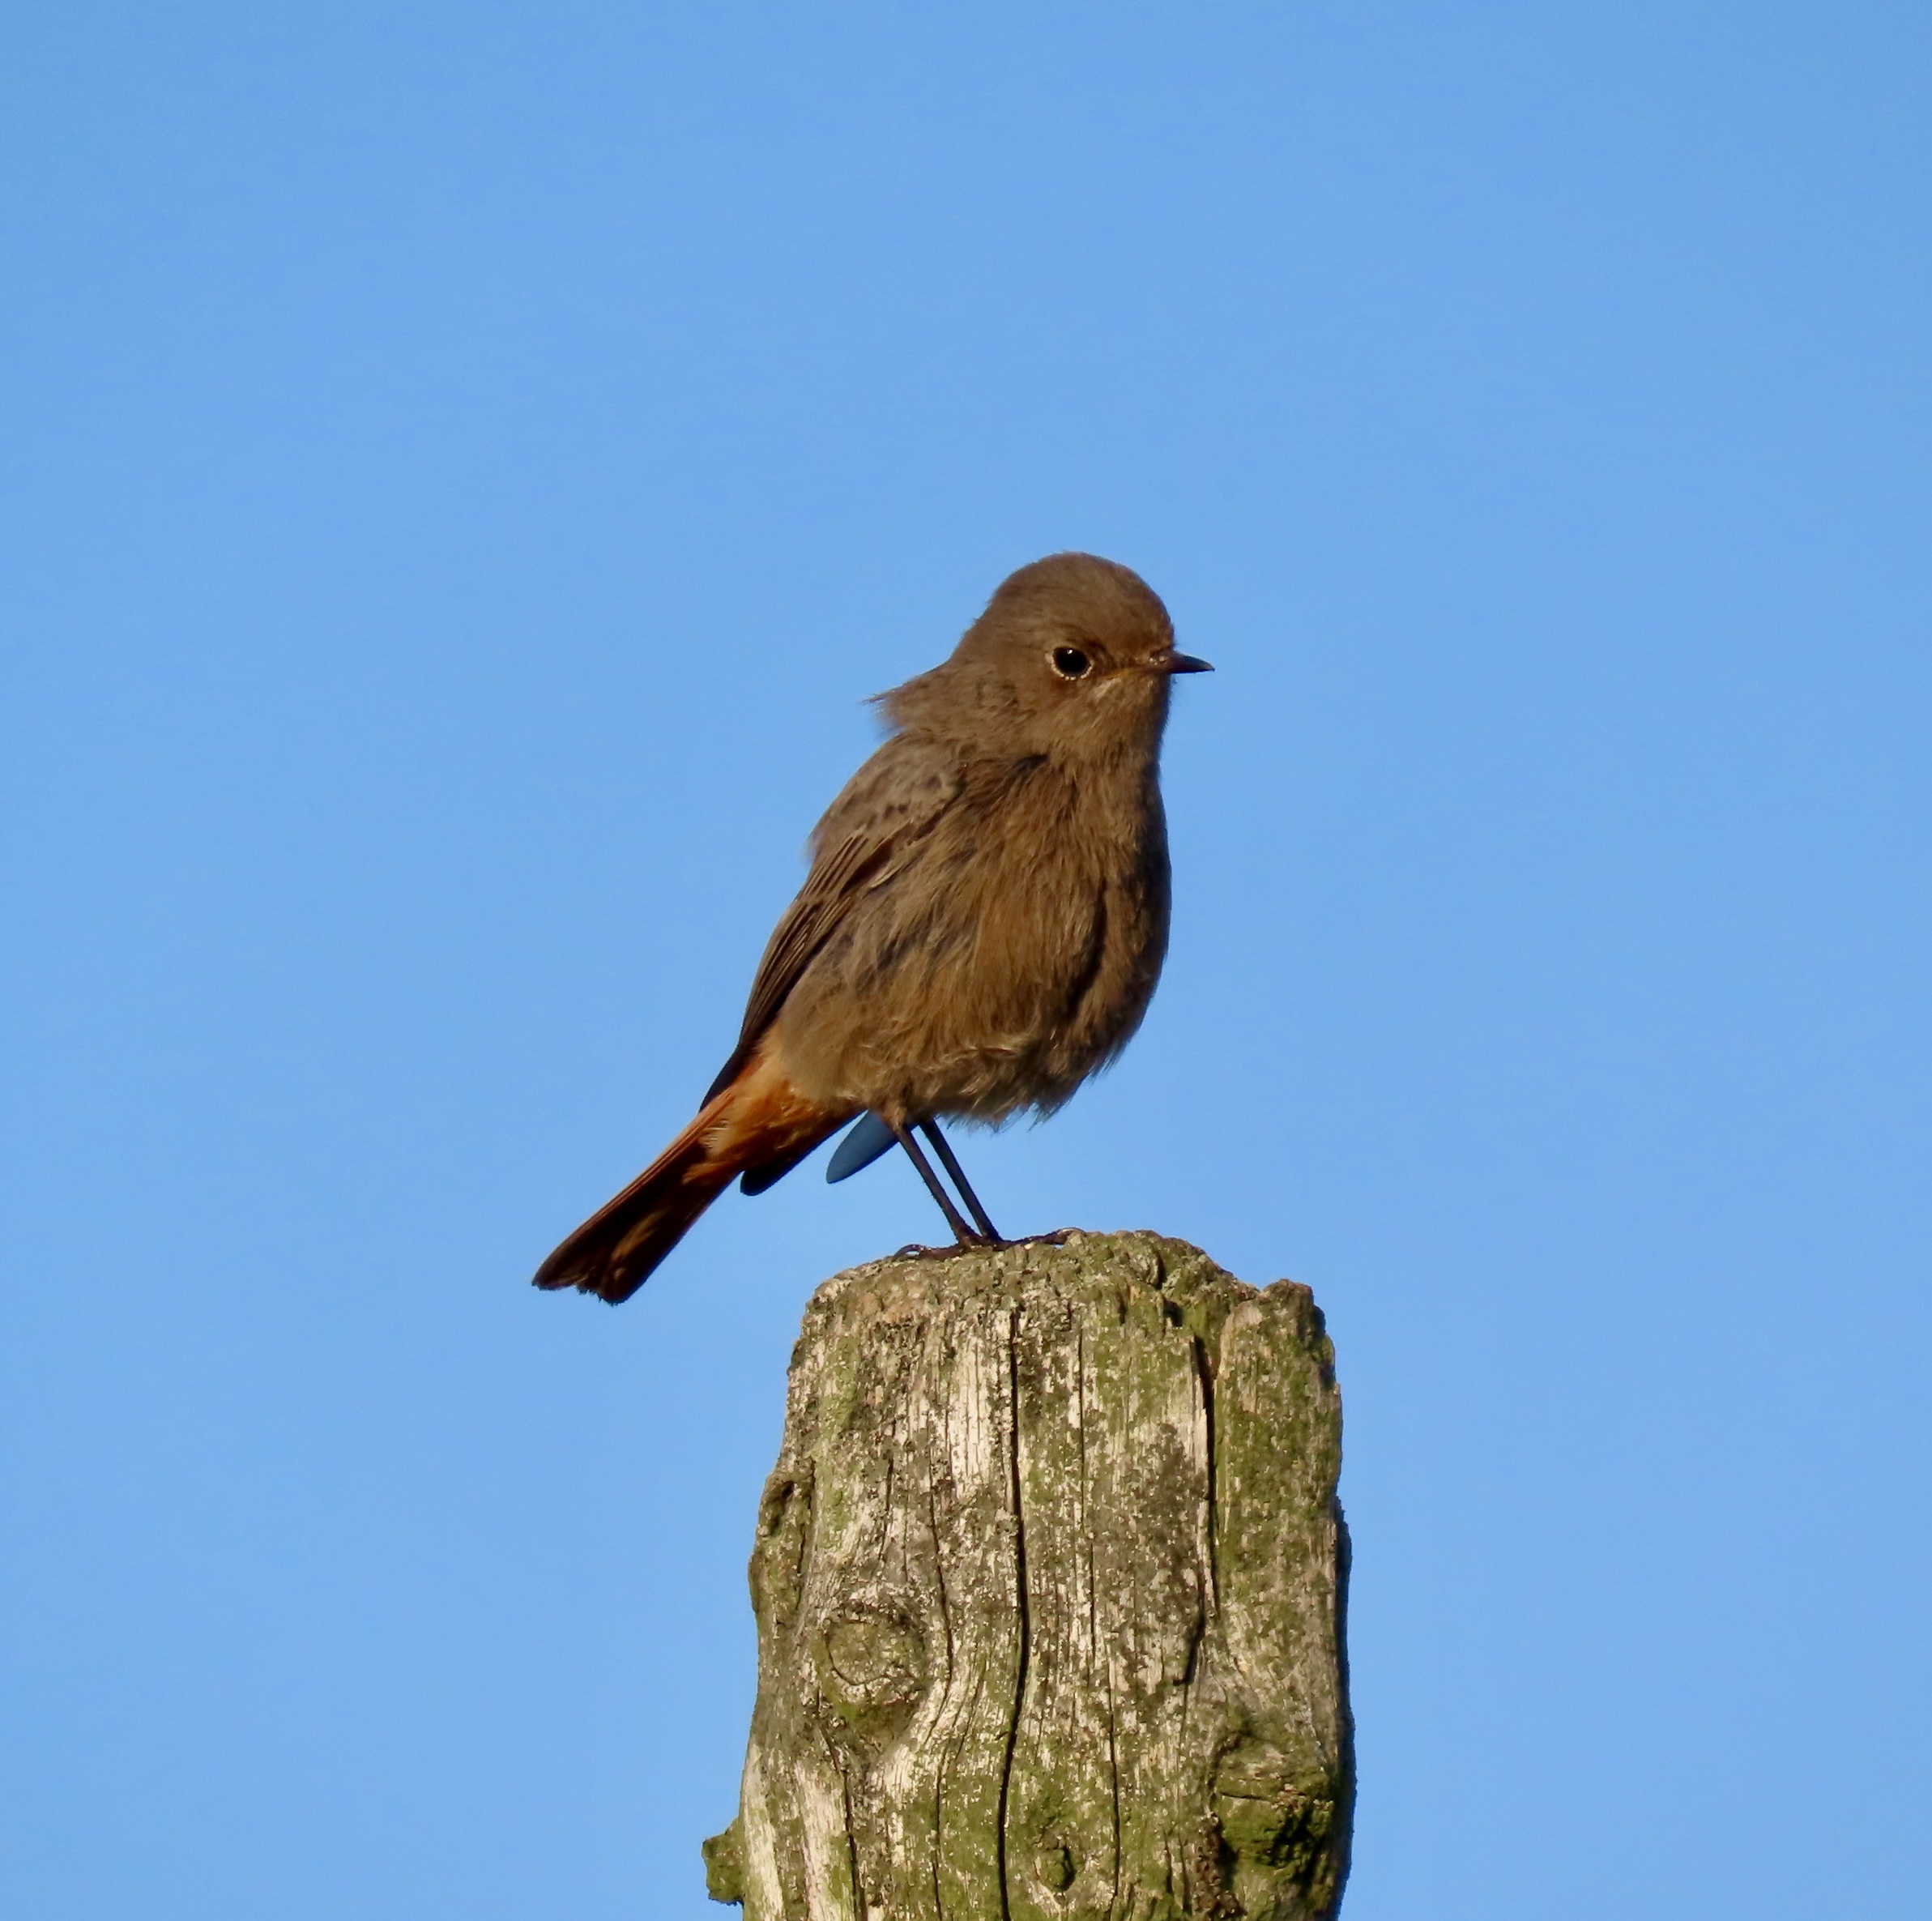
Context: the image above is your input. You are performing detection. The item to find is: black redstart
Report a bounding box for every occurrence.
[534,551,1210,1302]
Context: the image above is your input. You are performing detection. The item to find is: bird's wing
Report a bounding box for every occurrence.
[703,741,959,1102]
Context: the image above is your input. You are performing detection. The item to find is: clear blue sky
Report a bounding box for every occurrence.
[3,5,1927,1915]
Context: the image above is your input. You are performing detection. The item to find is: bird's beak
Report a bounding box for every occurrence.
[1162,651,1214,674]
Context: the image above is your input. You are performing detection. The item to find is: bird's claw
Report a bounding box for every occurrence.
[892,1235,1004,1261]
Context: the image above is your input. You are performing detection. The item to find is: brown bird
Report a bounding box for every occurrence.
[533,551,1210,1303]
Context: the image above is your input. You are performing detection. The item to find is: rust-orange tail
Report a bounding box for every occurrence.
[532,1046,849,1304]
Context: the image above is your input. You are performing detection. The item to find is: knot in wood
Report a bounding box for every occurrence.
[812,1596,928,1749]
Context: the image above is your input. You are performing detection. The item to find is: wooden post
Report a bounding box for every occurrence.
[702,1231,1353,1919]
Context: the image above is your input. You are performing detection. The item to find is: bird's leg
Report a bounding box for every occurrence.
[888,1120,983,1248]
[919,1119,1002,1244]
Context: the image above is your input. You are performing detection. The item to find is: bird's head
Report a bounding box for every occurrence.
[880,552,1211,764]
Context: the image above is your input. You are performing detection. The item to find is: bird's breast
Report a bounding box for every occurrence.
[774,754,1171,1120]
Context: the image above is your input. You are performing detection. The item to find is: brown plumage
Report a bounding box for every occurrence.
[533,551,1210,1302]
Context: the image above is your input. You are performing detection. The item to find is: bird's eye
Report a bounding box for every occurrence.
[1051,647,1092,680]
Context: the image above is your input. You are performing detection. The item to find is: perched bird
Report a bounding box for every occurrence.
[534,552,1210,1303]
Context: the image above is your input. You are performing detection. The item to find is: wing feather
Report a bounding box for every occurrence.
[703,740,958,1102]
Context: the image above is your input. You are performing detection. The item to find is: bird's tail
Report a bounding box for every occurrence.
[532,1047,845,1304]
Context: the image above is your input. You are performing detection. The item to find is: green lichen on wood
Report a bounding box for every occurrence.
[703,1231,1352,1919]
[704,1821,746,1905]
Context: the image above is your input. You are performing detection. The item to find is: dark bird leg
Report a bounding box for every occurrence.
[919,1119,1002,1243]
[888,1120,984,1247]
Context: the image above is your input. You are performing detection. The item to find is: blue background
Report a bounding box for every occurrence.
[3,5,1927,1915]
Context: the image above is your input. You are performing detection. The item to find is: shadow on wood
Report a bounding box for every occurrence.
[704,1230,1352,1919]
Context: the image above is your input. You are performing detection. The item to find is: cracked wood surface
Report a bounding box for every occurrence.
[705,1231,1352,1920]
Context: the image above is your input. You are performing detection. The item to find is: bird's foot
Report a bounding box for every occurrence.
[893,1234,1004,1261]
[891,1230,1081,1261]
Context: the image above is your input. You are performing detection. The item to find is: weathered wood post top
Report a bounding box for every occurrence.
[705,1229,1353,1920]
